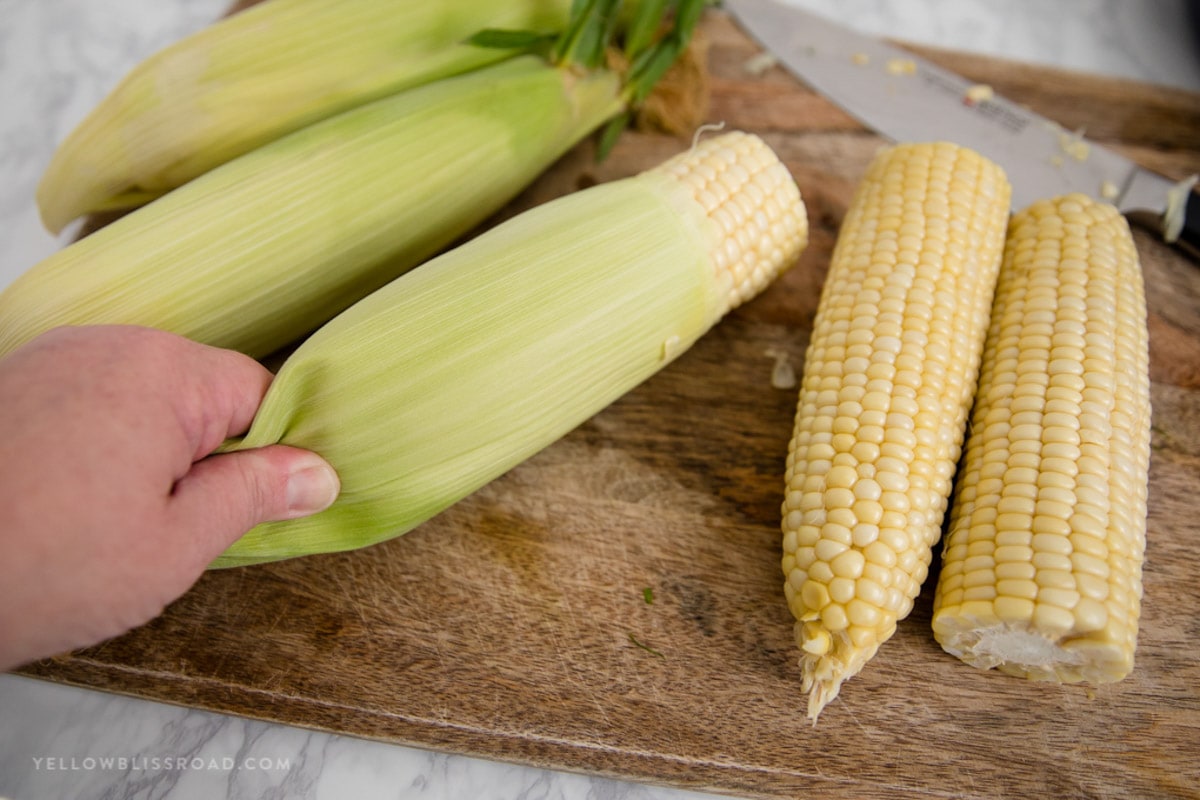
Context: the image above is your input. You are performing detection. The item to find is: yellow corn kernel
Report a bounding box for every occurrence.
[781,142,1011,721]
[932,194,1150,684]
[212,131,808,567]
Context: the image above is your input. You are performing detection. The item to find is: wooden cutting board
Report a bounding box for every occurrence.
[21,11,1200,799]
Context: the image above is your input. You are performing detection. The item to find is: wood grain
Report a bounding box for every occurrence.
[20,10,1200,799]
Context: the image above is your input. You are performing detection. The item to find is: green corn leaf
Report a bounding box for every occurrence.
[596,110,631,161]
[623,0,669,57]
[466,27,557,56]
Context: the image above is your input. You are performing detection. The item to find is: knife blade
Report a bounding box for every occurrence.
[725,0,1199,250]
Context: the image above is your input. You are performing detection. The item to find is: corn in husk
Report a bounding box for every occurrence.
[1,57,622,360]
[37,0,572,233]
[212,131,808,567]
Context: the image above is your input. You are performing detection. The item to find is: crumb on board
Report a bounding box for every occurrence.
[1041,120,1091,164]
[628,632,665,658]
[743,50,778,76]
[885,57,917,76]
[851,52,870,66]
[660,334,682,362]
[963,83,994,105]
[1057,128,1090,162]
[1100,180,1119,201]
[764,347,797,390]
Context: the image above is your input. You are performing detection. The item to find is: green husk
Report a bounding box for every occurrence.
[36,0,574,234]
[0,57,623,360]
[6,0,709,362]
[212,162,723,567]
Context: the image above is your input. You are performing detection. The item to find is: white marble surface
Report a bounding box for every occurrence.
[0,674,712,800]
[0,2,1197,799]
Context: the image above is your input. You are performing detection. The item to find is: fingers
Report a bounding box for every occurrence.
[5,325,276,463]
[0,325,342,669]
[167,445,341,564]
[167,334,277,460]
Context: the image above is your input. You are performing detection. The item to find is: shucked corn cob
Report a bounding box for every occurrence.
[36,0,572,233]
[1,57,623,360]
[932,194,1151,683]
[781,142,1011,720]
[212,131,807,567]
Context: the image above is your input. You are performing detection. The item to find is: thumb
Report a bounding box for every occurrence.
[169,445,340,559]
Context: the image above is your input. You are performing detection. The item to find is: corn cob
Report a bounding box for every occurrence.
[211,131,807,568]
[932,194,1150,683]
[36,0,573,234]
[1,57,623,360]
[780,142,1011,720]
[6,1,708,361]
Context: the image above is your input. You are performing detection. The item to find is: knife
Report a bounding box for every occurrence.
[725,0,1200,251]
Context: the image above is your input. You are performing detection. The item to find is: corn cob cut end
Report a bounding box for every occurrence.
[932,194,1149,685]
[931,613,1136,684]
[652,131,808,318]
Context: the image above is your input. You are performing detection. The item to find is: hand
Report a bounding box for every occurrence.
[0,325,339,670]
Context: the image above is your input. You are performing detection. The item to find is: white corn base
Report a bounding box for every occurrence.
[935,617,1133,684]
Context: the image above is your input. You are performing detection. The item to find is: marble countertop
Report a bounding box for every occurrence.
[1,2,1197,799]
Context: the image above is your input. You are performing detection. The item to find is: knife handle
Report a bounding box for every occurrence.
[1177,188,1200,254]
